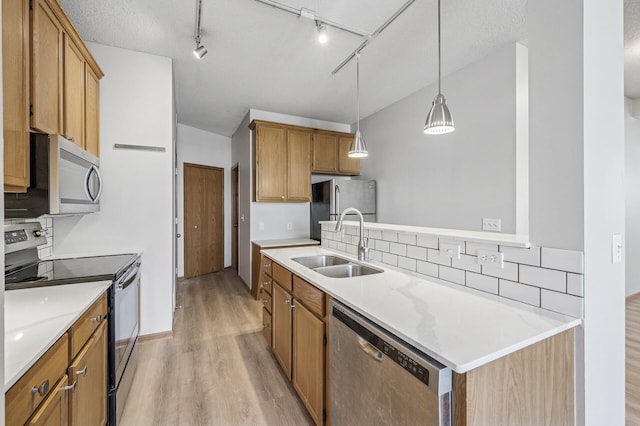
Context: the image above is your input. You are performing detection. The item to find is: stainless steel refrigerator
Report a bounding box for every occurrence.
[310,179,376,241]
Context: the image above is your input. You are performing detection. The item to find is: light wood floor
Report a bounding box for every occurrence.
[120,270,313,426]
[628,295,640,424]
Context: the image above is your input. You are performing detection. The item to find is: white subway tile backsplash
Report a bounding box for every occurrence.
[368,249,382,262]
[499,280,541,307]
[519,265,566,293]
[398,257,417,272]
[451,254,481,273]
[466,272,499,294]
[439,266,465,285]
[541,290,583,318]
[383,230,398,242]
[499,246,541,266]
[369,230,382,239]
[482,261,518,281]
[351,235,361,245]
[407,245,428,261]
[345,244,357,256]
[440,239,466,255]
[376,240,390,252]
[427,249,451,266]
[398,233,417,245]
[416,234,439,249]
[389,242,407,256]
[337,242,347,252]
[541,247,584,274]
[345,226,357,236]
[417,261,439,278]
[466,242,499,255]
[567,273,584,297]
[382,252,398,266]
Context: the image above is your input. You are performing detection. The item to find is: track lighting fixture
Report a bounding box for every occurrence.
[316,21,328,44]
[193,0,207,59]
[349,52,368,158]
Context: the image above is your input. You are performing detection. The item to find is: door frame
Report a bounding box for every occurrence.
[231,164,239,273]
[183,163,225,278]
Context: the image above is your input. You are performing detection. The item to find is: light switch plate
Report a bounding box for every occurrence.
[440,243,461,259]
[482,218,502,232]
[477,250,504,268]
[612,234,623,264]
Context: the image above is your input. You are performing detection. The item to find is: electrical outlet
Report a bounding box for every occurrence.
[482,218,502,232]
[440,243,461,259]
[287,221,293,231]
[477,250,504,268]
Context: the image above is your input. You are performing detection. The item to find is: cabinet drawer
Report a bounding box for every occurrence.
[273,262,292,292]
[261,290,273,313]
[262,256,273,277]
[293,275,325,317]
[6,334,69,426]
[260,277,273,295]
[263,308,272,347]
[69,293,107,360]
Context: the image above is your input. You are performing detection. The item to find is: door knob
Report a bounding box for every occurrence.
[176,234,182,238]
[194,225,198,229]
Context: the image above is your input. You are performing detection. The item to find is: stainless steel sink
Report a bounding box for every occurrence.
[313,263,383,278]
[292,255,351,269]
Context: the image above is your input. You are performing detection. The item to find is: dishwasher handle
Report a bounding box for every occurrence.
[358,337,383,362]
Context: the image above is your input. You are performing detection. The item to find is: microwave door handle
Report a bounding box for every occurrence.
[93,166,103,203]
[84,166,95,202]
[335,185,340,216]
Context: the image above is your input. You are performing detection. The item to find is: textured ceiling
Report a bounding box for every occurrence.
[59,0,529,136]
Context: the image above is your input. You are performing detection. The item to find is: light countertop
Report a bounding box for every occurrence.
[252,238,319,249]
[261,246,580,373]
[4,281,112,391]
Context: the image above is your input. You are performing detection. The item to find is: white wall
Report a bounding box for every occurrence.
[358,43,526,234]
[626,97,640,296]
[176,124,232,276]
[231,109,351,288]
[53,43,175,336]
[529,1,625,424]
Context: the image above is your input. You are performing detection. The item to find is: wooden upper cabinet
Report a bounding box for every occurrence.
[286,129,312,201]
[311,133,338,173]
[63,34,85,148]
[84,66,100,157]
[255,124,287,201]
[3,0,30,192]
[31,0,64,134]
[338,136,361,175]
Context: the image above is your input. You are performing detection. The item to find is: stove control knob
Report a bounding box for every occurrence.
[34,229,46,237]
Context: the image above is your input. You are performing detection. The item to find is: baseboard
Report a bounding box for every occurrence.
[177,276,186,282]
[138,330,173,342]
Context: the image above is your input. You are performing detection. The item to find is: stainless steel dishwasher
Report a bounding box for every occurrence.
[330,300,452,426]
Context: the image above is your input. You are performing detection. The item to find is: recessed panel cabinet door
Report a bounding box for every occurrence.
[31,0,63,134]
[256,125,286,201]
[292,301,325,426]
[338,136,360,175]
[286,130,311,201]
[84,66,100,157]
[272,282,293,379]
[311,133,337,173]
[63,34,85,149]
[26,375,69,426]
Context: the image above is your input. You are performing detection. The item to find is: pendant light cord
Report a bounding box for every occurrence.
[356,52,361,133]
[195,0,203,45]
[437,0,441,95]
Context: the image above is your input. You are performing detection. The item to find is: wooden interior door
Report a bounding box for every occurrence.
[231,165,239,272]
[184,163,224,278]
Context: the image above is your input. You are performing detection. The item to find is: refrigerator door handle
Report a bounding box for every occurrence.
[335,185,340,216]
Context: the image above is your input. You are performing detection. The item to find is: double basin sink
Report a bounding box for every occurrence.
[292,254,383,278]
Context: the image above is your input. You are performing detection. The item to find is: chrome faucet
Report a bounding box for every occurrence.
[335,207,369,261]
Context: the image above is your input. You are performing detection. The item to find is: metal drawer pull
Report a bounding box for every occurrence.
[263,263,270,268]
[90,314,102,322]
[32,380,49,396]
[261,281,269,287]
[358,337,383,362]
[262,299,268,305]
[76,367,88,376]
[62,381,77,392]
[263,323,270,329]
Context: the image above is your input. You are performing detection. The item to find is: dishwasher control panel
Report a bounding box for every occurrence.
[381,341,430,385]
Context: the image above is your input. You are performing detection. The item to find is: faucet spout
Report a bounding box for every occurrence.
[335,207,368,261]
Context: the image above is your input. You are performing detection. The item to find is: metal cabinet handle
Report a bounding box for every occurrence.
[76,367,88,376]
[263,263,270,268]
[90,314,102,323]
[62,381,77,392]
[32,380,49,396]
[261,281,269,288]
[358,337,383,362]
[262,299,269,305]
[263,323,270,329]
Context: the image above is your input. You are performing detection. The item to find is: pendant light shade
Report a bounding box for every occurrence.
[349,52,368,158]
[424,0,454,135]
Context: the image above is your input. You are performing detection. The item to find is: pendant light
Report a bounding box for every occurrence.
[349,52,368,158]
[424,0,454,134]
[193,0,207,59]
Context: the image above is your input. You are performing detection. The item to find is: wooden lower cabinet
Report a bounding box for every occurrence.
[68,320,107,426]
[292,301,325,426]
[27,375,70,426]
[272,282,293,379]
[262,308,272,347]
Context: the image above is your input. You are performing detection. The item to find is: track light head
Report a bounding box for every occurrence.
[194,44,207,59]
[316,21,328,44]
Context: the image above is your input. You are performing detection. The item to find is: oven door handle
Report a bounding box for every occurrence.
[115,264,140,291]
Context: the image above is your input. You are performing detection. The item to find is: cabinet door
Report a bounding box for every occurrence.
[26,375,69,426]
[255,125,287,201]
[68,320,107,426]
[63,34,85,149]
[292,301,325,426]
[338,136,361,175]
[2,0,30,192]
[84,66,100,157]
[286,129,311,201]
[263,308,272,347]
[311,133,337,173]
[272,282,293,379]
[31,0,63,134]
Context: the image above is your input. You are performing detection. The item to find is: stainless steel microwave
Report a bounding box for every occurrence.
[5,134,103,218]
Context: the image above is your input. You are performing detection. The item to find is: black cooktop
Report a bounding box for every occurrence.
[5,253,138,290]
